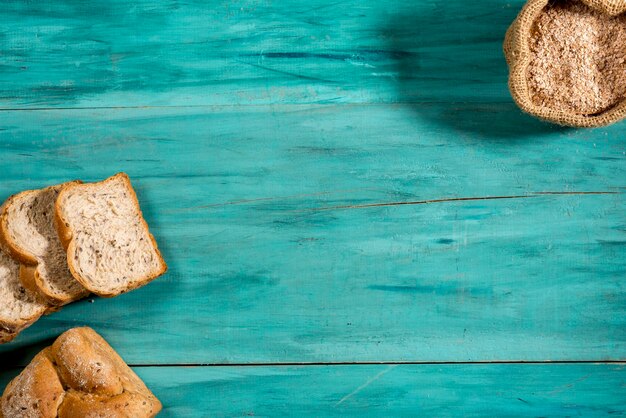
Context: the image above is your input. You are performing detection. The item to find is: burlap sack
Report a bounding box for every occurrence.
[504,0,626,127]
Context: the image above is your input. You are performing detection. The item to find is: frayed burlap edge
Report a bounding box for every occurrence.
[504,0,626,127]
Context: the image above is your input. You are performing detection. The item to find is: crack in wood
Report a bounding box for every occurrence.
[309,191,620,211]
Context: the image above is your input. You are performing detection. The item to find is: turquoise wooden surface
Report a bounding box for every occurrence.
[2,0,518,108]
[0,106,624,366]
[0,364,625,417]
[1,0,625,415]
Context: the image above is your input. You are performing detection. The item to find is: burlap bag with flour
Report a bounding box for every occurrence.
[504,0,626,127]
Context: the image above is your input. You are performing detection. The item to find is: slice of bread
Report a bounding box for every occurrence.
[0,330,17,344]
[0,182,89,305]
[0,247,48,341]
[55,173,167,297]
[0,327,162,417]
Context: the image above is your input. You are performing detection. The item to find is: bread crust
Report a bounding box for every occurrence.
[0,327,162,418]
[0,312,42,339]
[0,330,17,344]
[0,348,64,418]
[55,173,167,297]
[0,194,37,266]
[18,264,43,297]
[0,181,88,306]
[0,250,48,340]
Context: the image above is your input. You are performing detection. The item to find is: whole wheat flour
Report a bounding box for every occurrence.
[528,0,626,115]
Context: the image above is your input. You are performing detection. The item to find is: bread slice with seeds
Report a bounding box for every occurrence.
[0,247,48,343]
[0,182,90,305]
[55,173,167,297]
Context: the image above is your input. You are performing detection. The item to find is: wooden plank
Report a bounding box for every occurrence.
[1,0,525,108]
[1,363,624,416]
[0,104,624,365]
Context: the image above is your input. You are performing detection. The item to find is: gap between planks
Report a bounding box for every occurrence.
[3,360,624,371]
[81,360,626,368]
[0,101,521,112]
[3,360,625,372]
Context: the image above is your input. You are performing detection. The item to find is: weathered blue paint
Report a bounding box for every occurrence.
[0,0,624,415]
[1,0,524,108]
[0,105,623,366]
[2,364,624,417]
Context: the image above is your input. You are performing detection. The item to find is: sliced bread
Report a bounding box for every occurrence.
[0,330,17,344]
[0,327,162,418]
[55,173,167,297]
[0,247,48,341]
[0,182,89,305]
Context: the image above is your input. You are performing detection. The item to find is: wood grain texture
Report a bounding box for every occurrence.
[1,0,522,108]
[0,105,623,365]
[1,0,625,414]
[2,363,624,417]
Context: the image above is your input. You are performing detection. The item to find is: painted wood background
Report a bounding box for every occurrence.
[0,0,624,416]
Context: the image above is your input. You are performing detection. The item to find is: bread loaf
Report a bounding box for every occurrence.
[0,327,162,417]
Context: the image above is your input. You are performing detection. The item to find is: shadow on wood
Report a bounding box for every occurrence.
[0,336,56,382]
[130,177,179,298]
[382,0,567,140]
